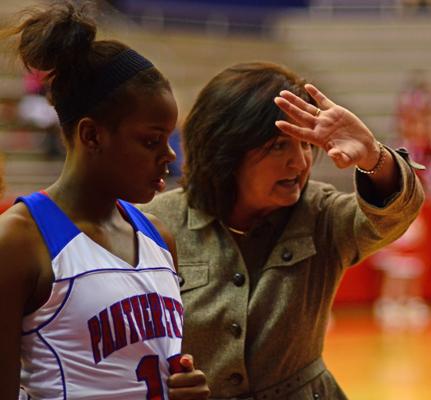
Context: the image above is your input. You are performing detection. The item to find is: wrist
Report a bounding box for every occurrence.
[356,141,386,175]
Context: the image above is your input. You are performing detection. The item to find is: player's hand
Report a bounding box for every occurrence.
[167,354,210,400]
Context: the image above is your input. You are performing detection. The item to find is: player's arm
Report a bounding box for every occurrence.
[146,213,179,272]
[0,206,41,399]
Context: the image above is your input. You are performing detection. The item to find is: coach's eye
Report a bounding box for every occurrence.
[270,140,288,152]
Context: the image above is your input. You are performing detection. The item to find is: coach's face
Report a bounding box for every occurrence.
[232,134,312,223]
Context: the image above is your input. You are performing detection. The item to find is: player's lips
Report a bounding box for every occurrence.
[152,170,169,192]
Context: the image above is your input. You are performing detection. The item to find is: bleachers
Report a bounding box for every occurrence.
[1,1,430,197]
[272,13,431,189]
[108,12,431,191]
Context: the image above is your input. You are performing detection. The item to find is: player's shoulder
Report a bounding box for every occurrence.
[141,211,178,270]
[0,201,35,233]
[0,202,41,251]
[0,202,48,297]
[143,212,163,233]
[142,212,174,246]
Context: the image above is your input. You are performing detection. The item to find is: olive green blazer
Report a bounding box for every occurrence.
[141,149,424,398]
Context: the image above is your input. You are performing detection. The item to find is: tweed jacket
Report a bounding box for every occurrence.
[142,149,424,399]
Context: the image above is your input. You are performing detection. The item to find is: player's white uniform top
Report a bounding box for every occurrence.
[17,192,183,400]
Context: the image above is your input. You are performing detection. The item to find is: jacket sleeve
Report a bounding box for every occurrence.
[318,147,425,268]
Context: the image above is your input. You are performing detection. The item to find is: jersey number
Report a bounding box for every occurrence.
[136,354,183,400]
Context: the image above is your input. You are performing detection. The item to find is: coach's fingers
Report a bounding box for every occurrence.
[168,354,210,399]
[168,368,207,388]
[304,83,335,109]
[274,95,315,128]
[168,382,211,400]
[179,353,194,371]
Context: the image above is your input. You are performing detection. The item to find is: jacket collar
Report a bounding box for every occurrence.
[186,180,319,233]
[187,206,216,230]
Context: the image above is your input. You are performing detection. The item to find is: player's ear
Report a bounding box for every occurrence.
[77,117,103,153]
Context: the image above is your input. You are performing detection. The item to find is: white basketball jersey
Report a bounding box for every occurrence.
[17,192,183,400]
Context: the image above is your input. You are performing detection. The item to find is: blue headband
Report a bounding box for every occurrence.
[55,49,154,125]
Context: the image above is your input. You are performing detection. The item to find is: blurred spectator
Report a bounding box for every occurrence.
[395,70,431,191]
[372,72,431,331]
[17,70,63,158]
[373,213,430,330]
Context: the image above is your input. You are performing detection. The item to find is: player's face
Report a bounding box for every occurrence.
[234,135,312,219]
[100,89,178,203]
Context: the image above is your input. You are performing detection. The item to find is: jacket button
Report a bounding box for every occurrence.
[229,323,242,338]
[229,373,243,385]
[313,394,320,399]
[178,275,185,287]
[281,249,293,261]
[232,273,245,286]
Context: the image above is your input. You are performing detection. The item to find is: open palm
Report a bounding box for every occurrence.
[274,84,379,169]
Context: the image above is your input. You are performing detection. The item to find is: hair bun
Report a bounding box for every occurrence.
[19,1,96,72]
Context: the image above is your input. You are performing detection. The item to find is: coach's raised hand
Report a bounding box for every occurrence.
[274,83,380,170]
[274,83,401,197]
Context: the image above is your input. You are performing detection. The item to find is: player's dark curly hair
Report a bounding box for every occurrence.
[1,0,171,141]
[181,62,317,222]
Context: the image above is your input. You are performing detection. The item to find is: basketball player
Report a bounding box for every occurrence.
[0,2,209,399]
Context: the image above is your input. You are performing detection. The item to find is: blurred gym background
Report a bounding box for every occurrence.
[1,1,430,398]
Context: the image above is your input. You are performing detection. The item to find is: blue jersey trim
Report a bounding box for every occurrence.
[15,193,168,259]
[16,193,80,260]
[118,200,169,251]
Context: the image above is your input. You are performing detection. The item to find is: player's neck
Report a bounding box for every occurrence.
[46,176,118,225]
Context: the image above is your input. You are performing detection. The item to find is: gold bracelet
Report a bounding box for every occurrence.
[356,142,386,175]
